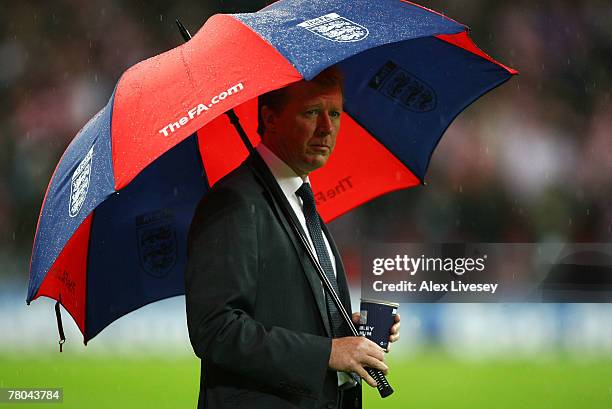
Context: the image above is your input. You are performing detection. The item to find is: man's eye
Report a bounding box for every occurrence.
[330,111,341,118]
[305,109,318,116]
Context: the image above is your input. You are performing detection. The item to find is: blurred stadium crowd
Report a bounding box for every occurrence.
[1,1,611,350]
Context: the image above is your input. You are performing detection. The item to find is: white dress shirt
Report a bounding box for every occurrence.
[257,143,337,279]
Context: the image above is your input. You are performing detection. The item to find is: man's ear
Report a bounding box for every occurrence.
[260,105,277,133]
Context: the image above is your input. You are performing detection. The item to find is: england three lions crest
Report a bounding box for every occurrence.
[369,61,437,113]
[298,13,369,43]
[136,209,177,278]
[69,145,93,217]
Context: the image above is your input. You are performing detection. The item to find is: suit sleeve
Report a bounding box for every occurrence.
[185,186,331,398]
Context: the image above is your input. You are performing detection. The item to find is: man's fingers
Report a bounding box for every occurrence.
[367,343,386,362]
[360,337,384,355]
[388,315,400,344]
[352,312,360,324]
[363,356,388,375]
[329,336,389,380]
[356,367,377,388]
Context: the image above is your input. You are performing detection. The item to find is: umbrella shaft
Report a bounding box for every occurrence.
[226,110,254,152]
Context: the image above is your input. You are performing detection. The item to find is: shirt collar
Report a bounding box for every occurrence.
[256,143,310,197]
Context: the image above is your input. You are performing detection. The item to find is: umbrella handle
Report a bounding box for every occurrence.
[175,18,393,398]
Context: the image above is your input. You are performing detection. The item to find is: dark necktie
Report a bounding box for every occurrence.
[296,182,345,337]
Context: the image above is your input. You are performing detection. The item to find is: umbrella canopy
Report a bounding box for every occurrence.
[27,0,517,343]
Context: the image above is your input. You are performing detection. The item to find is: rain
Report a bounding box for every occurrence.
[1,0,611,408]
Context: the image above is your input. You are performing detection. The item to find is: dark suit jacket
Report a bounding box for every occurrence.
[186,154,361,409]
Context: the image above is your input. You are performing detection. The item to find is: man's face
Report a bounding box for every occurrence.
[262,80,343,177]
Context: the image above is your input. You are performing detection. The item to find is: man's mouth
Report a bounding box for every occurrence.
[310,145,330,155]
[309,144,330,154]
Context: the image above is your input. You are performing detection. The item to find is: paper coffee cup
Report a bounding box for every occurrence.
[358,298,399,351]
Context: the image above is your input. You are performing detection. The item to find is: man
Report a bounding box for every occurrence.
[186,67,400,409]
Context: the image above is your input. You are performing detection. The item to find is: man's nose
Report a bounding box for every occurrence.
[317,112,333,134]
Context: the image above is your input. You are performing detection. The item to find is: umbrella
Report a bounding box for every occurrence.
[27,0,517,349]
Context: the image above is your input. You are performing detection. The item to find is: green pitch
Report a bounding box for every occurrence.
[1,351,611,408]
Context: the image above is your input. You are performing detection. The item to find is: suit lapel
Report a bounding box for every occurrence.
[248,156,332,337]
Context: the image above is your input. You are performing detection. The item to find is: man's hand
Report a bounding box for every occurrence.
[352,312,401,351]
[388,313,401,348]
[328,336,388,387]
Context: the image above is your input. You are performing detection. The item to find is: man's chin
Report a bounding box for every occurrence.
[298,155,329,175]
